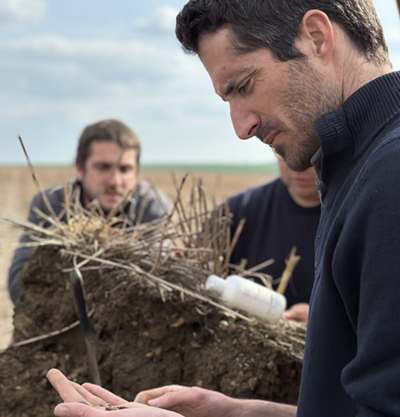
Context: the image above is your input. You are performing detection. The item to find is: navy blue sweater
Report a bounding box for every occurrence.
[298,72,400,416]
[228,179,320,308]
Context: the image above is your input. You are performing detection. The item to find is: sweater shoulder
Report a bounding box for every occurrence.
[132,180,173,219]
[227,177,281,214]
[347,130,400,213]
[30,182,67,212]
[137,180,172,206]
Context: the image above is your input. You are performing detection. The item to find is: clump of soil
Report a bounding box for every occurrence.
[0,246,305,417]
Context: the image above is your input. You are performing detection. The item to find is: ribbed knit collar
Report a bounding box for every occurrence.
[312,71,400,187]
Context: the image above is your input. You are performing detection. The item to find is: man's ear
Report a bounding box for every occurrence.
[75,163,84,182]
[298,10,334,64]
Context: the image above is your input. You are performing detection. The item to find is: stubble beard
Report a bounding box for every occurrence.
[81,181,124,214]
[276,59,342,172]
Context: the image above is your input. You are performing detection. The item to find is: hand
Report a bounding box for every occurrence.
[135,385,237,417]
[283,303,309,323]
[135,385,297,417]
[47,369,181,417]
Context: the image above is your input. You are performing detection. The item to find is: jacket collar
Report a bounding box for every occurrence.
[312,71,400,190]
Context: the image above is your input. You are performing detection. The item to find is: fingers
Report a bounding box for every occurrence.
[47,369,87,404]
[54,403,180,417]
[48,369,156,416]
[146,387,203,410]
[83,383,129,406]
[70,381,108,407]
[137,386,207,412]
[47,369,106,407]
[55,403,103,417]
[135,385,207,411]
[283,303,309,323]
[135,386,182,405]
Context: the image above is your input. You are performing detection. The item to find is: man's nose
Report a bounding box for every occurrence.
[230,103,259,140]
[108,169,123,187]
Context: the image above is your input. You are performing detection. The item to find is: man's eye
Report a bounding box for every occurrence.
[97,164,110,171]
[238,79,250,93]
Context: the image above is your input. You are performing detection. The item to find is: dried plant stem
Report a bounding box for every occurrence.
[248,258,275,273]
[223,218,246,272]
[18,136,60,222]
[150,174,188,274]
[277,247,301,295]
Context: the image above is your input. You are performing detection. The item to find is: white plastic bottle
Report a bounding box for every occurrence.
[205,274,287,324]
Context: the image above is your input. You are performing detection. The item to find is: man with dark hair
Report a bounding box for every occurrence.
[8,119,172,304]
[48,1,400,416]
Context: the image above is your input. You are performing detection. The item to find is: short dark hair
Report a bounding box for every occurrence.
[176,0,390,65]
[76,119,141,169]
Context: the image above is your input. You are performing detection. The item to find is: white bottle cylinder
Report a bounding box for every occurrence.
[205,274,287,324]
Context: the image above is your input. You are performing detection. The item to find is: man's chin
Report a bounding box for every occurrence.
[99,198,124,213]
[278,148,315,172]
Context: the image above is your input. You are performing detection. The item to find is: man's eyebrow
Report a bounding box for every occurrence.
[221,69,253,100]
[224,79,236,98]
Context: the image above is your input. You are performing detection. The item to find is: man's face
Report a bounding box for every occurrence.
[198,29,341,171]
[76,141,138,212]
[278,157,319,207]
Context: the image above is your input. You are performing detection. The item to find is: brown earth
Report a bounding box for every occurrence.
[0,166,274,349]
[0,244,304,417]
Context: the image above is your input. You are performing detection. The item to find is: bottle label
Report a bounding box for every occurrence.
[241,281,273,309]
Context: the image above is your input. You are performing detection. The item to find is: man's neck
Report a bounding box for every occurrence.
[289,191,321,209]
[341,58,392,102]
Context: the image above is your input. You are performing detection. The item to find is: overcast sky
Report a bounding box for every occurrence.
[0,0,399,165]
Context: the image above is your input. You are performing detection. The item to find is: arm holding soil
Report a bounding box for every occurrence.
[48,370,297,417]
[48,369,191,417]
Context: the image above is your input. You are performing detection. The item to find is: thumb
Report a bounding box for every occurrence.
[148,388,202,411]
[148,391,182,409]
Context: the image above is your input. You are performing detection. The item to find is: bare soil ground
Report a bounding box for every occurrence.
[0,244,304,416]
[0,166,274,350]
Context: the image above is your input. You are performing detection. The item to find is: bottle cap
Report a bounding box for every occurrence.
[205,275,226,296]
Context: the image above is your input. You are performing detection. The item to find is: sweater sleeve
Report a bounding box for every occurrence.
[334,140,400,417]
[8,193,47,303]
